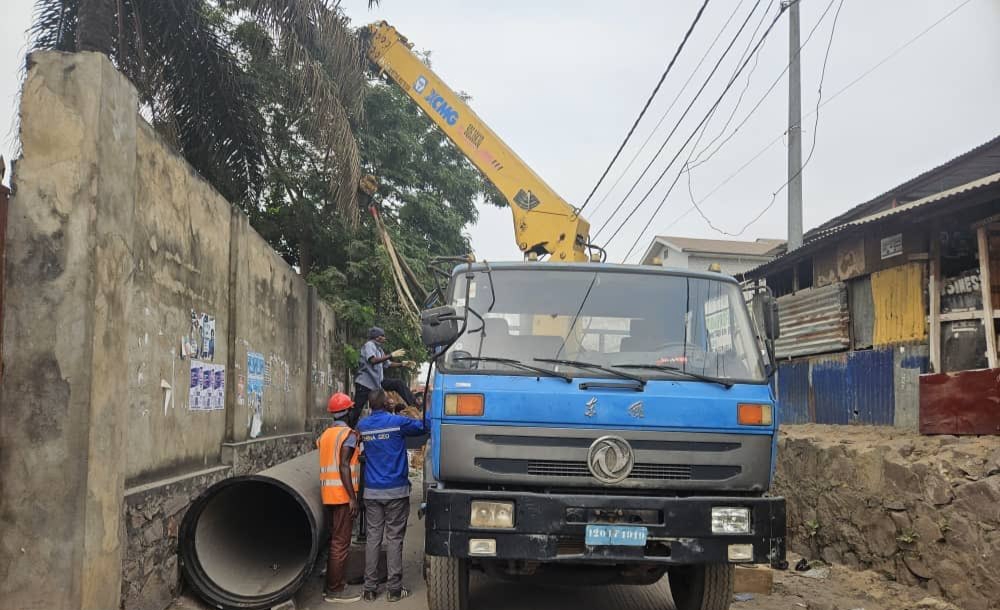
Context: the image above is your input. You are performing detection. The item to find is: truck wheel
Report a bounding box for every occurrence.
[426,555,469,610]
[667,564,734,610]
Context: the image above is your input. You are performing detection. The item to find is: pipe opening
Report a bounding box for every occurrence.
[193,480,313,597]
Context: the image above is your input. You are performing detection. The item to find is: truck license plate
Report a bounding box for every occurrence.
[585,524,648,547]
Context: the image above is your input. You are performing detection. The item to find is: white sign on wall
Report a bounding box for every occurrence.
[880,233,903,260]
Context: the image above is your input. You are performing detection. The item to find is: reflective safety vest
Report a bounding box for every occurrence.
[318,426,361,505]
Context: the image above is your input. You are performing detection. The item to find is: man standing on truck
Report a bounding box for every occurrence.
[357,390,428,602]
[352,327,418,426]
[318,392,362,603]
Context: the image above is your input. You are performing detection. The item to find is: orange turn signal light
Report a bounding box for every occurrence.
[445,394,485,416]
[737,403,773,426]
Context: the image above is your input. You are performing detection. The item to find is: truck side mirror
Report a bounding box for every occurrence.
[759,294,780,341]
[421,306,462,349]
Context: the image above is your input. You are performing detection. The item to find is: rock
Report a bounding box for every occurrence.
[799,567,830,580]
[915,597,961,610]
[987,448,1000,476]
[923,474,954,506]
[903,554,934,580]
[733,593,754,602]
[954,477,1000,525]
[142,520,164,545]
[912,514,943,544]
[162,494,189,518]
[884,498,907,511]
[129,511,146,531]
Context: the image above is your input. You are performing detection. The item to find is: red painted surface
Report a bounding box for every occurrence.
[920,368,1000,435]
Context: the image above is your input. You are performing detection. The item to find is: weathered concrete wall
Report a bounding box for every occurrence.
[228,219,309,443]
[0,52,345,610]
[127,122,232,482]
[0,51,138,610]
[309,289,346,419]
[776,425,1000,610]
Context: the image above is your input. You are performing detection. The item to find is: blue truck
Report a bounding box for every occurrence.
[418,261,785,610]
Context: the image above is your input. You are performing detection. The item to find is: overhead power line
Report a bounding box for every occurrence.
[592,0,769,241]
[601,2,789,254]
[644,0,973,250]
[586,0,750,222]
[688,0,839,172]
[577,0,712,213]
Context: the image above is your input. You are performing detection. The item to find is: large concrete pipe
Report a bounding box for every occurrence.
[179,451,325,609]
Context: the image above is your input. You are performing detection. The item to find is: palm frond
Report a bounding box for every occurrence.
[128,0,265,204]
[30,0,81,51]
[226,0,366,225]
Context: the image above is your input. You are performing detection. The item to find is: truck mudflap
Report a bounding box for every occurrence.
[424,488,785,566]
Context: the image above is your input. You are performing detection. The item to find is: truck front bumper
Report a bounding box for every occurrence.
[424,488,785,566]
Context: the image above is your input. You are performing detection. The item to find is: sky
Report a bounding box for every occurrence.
[3,0,1000,263]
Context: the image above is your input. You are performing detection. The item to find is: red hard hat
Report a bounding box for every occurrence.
[327,392,354,413]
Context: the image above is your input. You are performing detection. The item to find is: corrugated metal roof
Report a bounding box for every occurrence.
[807,134,1000,238]
[740,172,1000,280]
[654,236,785,256]
[812,172,1000,239]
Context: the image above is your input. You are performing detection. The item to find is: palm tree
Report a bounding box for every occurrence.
[30,0,372,217]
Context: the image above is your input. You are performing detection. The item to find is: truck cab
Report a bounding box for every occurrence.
[421,262,785,610]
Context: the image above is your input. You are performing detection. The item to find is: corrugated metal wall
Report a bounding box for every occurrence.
[776,346,905,427]
[871,263,926,345]
[774,283,850,359]
[776,360,810,424]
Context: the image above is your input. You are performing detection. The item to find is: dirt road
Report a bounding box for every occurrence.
[172,492,957,610]
[287,500,957,610]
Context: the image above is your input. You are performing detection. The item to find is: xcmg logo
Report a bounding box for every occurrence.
[424,89,459,126]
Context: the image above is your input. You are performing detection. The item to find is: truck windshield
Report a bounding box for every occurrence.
[443,268,766,384]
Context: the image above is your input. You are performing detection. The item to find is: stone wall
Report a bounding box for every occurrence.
[776,425,1000,610]
[0,52,347,610]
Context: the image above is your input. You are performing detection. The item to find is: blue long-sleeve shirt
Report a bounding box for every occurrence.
[358,411,428,499]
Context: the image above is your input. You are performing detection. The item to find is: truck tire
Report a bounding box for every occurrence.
[426,555,469,610]
[667,563,734,610]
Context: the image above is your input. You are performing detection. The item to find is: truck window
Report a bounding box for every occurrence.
[444,268,765,384]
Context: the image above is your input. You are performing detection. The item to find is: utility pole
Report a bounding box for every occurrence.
[786,0,803,250]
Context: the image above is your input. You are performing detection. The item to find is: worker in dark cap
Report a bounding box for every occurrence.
[350,327,418,427]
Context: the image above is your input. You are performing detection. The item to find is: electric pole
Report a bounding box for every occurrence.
[786,0,803,250]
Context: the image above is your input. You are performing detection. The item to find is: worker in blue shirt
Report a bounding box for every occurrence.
[356,390,428,602]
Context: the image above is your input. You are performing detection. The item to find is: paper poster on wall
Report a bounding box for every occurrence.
[189,360,225,411]
[200,314,216,360]
[247,352,265,438]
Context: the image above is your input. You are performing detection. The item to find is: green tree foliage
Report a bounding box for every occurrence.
[30,0,367,213]
[309,79,506,371]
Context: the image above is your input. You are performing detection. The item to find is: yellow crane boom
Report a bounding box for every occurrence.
[365,21,593,263]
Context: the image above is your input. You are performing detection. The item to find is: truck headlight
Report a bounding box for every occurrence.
[470,501,514,529]
[711,507,750,534]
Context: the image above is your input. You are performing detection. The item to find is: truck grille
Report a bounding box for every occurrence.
[526,460,692,480]
[475,458,740,482]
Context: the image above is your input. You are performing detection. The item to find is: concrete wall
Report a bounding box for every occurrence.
[0,52,346,610]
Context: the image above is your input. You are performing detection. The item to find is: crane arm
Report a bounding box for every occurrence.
[365,21,593,262]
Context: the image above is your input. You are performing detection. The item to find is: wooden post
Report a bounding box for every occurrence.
[929,236,941,372]
[977,226,997,368]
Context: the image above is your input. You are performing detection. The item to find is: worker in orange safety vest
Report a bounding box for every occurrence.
[318,392,362,603]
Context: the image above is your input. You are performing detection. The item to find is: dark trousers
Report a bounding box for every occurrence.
[350,385,372,428]
[364,497,410,592]
[325,504,353,593]
[350,380,418,427]
[381,378,417,407]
